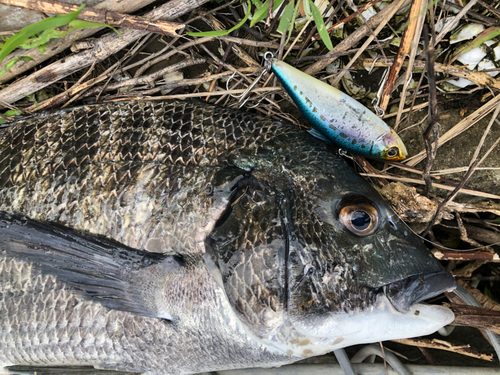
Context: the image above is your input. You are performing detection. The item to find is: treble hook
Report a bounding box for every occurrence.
[371,67,389,117]
[226,52,276,108]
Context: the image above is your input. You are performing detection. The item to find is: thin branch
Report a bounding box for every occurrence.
[421,102,500,237]
[0,0,184,36]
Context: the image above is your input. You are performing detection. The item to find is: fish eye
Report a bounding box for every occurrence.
[387,147,399,158]
[339,203,379,236]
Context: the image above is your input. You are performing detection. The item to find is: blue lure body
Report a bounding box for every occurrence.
[270,59,407,160]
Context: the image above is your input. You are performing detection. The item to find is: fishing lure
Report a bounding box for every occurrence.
[262,53,408,161]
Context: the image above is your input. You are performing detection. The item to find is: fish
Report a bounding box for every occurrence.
[0,100,454,374]
[270,59,408,160]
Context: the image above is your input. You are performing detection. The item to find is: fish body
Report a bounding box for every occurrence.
[271,59,407,160]
[0,100,453,374]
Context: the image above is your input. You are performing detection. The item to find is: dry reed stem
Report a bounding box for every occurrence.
[378,0,423,112]
[404,94,500,167]
[0,0,184,36]
[108,87,282,101]
[360,58,500,91]
[304,0,410,75]
[393,338,494,361]
[0,0,160,84]
[360,173,500,200]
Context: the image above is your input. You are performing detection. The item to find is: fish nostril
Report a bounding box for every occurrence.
[389,219,397,230]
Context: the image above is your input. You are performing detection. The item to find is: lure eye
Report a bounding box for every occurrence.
[339,203,379,236]
[386,147,399,159]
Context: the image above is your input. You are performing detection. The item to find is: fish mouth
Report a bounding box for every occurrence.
[382,269,456,313]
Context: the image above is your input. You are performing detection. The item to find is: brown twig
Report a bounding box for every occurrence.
[478,0,500,19]
[422,24,439,196]
[352,155,388,187]
[77,58,207,100]
[296,0,339,58]
[0,0,184,36]
[206,43,234,101]
[311,0,382,42]
[359,58,500,91]
[393,338,494,361]
[431,249,499,262]
[305,0,410,75]
[421,102,500,237]
[419,348,438,366]
[449,304,500,335]
[378,0,423,112]
[107,86,282,102]
[0,0,211,107]
[0,0,160,84]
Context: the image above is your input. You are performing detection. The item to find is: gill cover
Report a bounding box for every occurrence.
[204,131,449,342]
[270,59,407,160]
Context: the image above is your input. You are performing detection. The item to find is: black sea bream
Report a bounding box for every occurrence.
[0,100,455,374]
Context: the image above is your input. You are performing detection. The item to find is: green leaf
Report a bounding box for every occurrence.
[186,0,252,37]
[250,0,264,8]
[0,109,22,124]
[449,26,500,64]
[0,56,34,77]
[310,0,333,50]
[69,20,122,38]
[285,0,301,45]
[277,1,295,35]
[38,43,47,54]
[251,0,270,27]
[21,28,68,50]
[0,4,84,64]
[303,0,312,19]
[251,0,284,27]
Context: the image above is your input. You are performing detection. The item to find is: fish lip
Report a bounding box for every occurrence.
[382,269,457,313]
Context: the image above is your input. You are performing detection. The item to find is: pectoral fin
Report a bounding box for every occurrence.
[0,212,182,319]
[307,127,332,143]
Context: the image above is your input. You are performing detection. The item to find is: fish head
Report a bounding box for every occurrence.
[370,129,408,160]
[205,132,454,359]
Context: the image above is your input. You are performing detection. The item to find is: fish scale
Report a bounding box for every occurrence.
[0,100,455,374]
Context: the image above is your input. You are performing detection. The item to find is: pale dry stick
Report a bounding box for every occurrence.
[421,102,500,237]
[0,0,211,107]
[311,0,383,42]
[378,0,424,112]
[0,0,159,84]
[330,0,408,87]
[217,36,301,49]
[200,13,260,69]
[431,166,500,176]
[478,0,500,19]
[359,173,500,200]
[108,87,282,101]
[393,338,493,361]
[77,58,207,99]
[305,0,411,75]
[360,58,500,91]
[405,94,500,167]
[349,0,387,61]
[95,33,155,103]
[133,36,182,78]
[433,0,479,46]
[391,339,493,361]
[383,101,428,118]
[132,37,214,78]
[393,0,427,128]
[60,59,97,108]
[25,33,154,112]
[0,0,184,36]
